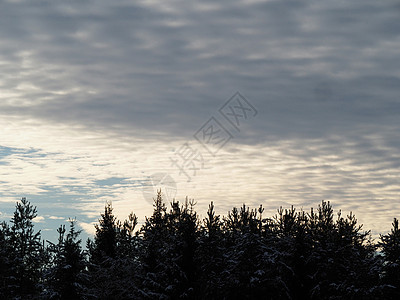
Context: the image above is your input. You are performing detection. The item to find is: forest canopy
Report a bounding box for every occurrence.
[1,193,400,299]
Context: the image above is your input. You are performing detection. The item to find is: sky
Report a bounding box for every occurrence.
[0,0,400,242]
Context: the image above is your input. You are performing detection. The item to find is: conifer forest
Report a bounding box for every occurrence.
[0,193,400,299]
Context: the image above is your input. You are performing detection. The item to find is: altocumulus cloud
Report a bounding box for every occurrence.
[0,0,399,241]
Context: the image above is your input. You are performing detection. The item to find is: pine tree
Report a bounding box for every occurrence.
[379,218,400,298]
[116,212,138,258]
[139,192,199,299]
[87,201,141,299]
[0,221,13,298]
[167,198,198,299]
[45,219,87,299]
[88,201,118,263]
[300,201,380,299]
[8,197,45,298]
[272,206,311,300]
[139,190,169,299]
[222,204,290,300]
[196,202,224,299]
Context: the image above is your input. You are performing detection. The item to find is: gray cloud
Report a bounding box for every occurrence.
[0,0,398,141]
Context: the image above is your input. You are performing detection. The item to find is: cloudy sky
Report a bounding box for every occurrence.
[0,0,399,241]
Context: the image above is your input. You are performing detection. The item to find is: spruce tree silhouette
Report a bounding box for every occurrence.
[8,198,45,298]
[379,218,400,298]
[45,220,87,299]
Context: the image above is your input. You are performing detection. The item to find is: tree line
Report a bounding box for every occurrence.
[1,193,400,299]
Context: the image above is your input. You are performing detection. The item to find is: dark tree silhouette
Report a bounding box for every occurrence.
[88,201,118,262]
[0,220,13,298]
[86,201,141,299]
[6,197,45,298]
[195,202,224,299]
[379,218,400,298]
[44,219,87,299]
[1,195,400,299]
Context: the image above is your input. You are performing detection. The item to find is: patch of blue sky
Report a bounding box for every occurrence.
[0,146,18,158]
[93,177,150,189]
[94,177,129,186]
[0,185,99,243]
[0,146,48,159]
[0,174,149,244]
